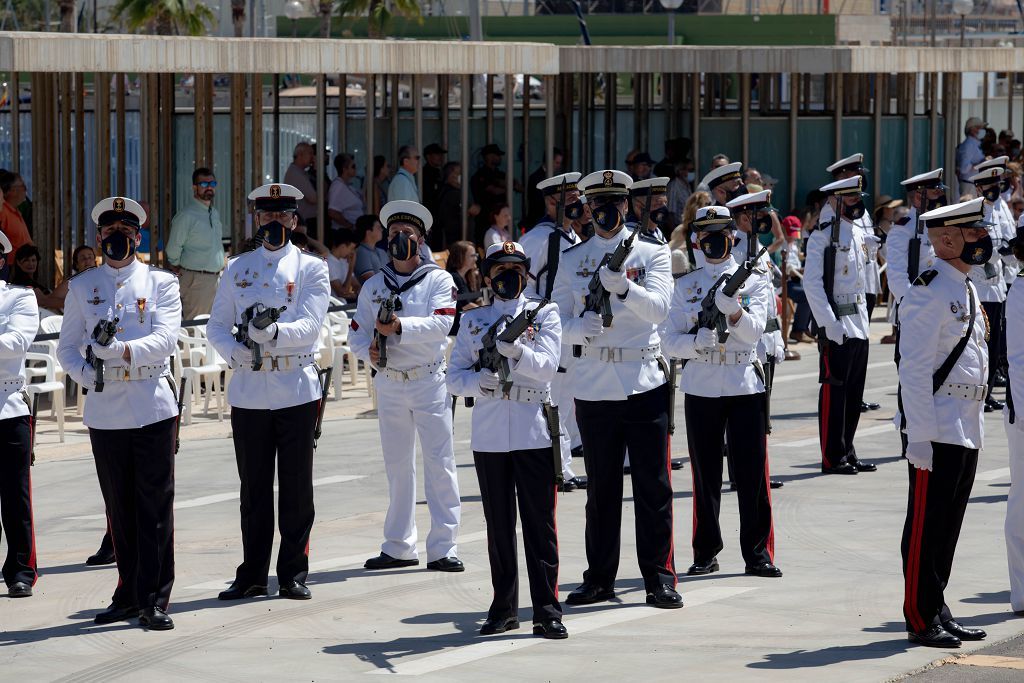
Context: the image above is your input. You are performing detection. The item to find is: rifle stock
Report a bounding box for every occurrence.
[374,293,397,368]
[573,227,638,357]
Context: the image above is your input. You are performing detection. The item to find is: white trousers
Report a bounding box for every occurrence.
[1006,413,1024,611]
[376,370,461,562]
[549,370,578,479]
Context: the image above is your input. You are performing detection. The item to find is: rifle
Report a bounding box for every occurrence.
[572,227,639,357]
[87,317,120,393]
[907,201,923,284]
[694,245,768,343]
[817,199,842,350]
[374,292,397,368]
[476,299,549,398]
[542,403,564,487]
[314,366,333,449]
[235,303,287,371]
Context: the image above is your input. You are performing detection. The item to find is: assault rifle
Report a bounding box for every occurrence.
[374,292,397,368]
[476,299,548,398]
[235,303,287,371]
[572,227,638,357]
[87,317,120,393]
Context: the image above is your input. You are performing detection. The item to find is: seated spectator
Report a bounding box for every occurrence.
[0,170,32,266]
[51,244,97,309]
[353,214,388,283]
[11,244,63,313]
[328,153,365,232]
[445,240,482,336]
[326,229,359,300]
[482,203,512,248]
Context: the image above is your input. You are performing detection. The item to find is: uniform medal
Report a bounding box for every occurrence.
[137,298,147,324]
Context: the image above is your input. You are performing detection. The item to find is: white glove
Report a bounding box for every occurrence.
[824,320,846,344]
[496,338,524,361]
[906,441,933,471]
[580,311,606,338]
[79,363,97,389]
[694,327,718,351]
[91,338,126,361]
[231,345,254,367]
[247,322,278,344]
[714,288,742,316]
[598,265,629,295]
[478,370,500,394]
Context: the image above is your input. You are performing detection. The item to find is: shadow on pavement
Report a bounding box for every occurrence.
[962,590,1010,604]
[747,637,911,669]
[0,612,135,646]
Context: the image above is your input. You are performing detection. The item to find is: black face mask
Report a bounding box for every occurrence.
[1000,179,1012,194]
[100,230,137,261]
[649,206,669,227]
[592,203,623,232]
[959,233,993,266]
[726,185,747,201]
[0,259,9,283]
[754,213,773,235]
[842,200,866,221]
[565,200,584,221]
[981,185,1001,202]
[925,193,946,212]
[490,268,527,300]
[698,232,732,261]
[388,232,418,261]
[257,220,291,249]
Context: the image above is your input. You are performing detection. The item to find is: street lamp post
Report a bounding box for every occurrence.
[952,0,974,48]
[284,0,305,37]
[659,0,684,45]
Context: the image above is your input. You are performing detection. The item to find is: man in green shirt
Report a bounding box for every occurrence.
[166,168,225,319]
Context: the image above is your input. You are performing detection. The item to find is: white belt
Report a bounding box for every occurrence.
[379,360,444,382]
[100,364,168,382]
[695,349,755,366]
[0,376,25,392]
[834,292,864,306]
[499,386,551,404]
[937,382,987,401]
[579,345,660,363]
[252,353,316,372]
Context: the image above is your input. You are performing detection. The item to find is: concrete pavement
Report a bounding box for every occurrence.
[1,322,1021,682]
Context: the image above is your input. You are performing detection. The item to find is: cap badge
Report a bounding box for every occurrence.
[270,185,281,198]
[706,208,717,219]
[112,198,125,212]
[603,171,613,186]
[502,242,517,254]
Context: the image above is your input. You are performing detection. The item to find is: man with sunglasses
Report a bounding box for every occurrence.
[166,167,224,320]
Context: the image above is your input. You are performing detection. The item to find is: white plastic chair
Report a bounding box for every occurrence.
[23,352,65,442]
[178,330,227,423]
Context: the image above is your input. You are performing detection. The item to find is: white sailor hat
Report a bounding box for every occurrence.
[629,176,671,197]
[91,196,147,228]
[820,175,866,197]
[900,168,945,191]
[380,199,433,235]
[0,230,11,256]
[247,183,303,212]
[700,162,743,191]
[826,153,866,176]
[579,169,632,199]
[969,167,1004,185]
[481,240,530,278]
[537,172,582,196]
[726,189,773,211]
[920,197,993,230]
[976,156,1009,173]
[690,205,735,232]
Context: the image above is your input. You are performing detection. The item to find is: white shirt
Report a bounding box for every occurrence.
[734,230,785,361]
[662,258,770,397]
[553,226,672,401]
[349,263,456,371]
[446,295,561,452]
[483,225,511,249]
[328,176,365,229]
[1007,269,1024,431]
[207,242,330,410]
[887,208,935,305]
[519,218,579,299]
[804,204,870,341]
[854,214,882,295]
[898,258,988,448]
[57,259,181,429]
[0,282,37,420]
[327,253,349,285]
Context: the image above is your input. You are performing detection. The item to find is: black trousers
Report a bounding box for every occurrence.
[231,400,318,586]
[982,301,1004,395]
[474,448,560,624]
[866,293,877,321]
[818,337,868,468]
[90,416,176,610]
[575,383,676,591]
[0,415,36,587]
[901,443,978,632]
[685,393,774,568]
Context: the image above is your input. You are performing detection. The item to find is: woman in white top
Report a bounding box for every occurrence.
[482,204,513,248]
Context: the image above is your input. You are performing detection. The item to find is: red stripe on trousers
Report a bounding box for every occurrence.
[905,468,930,633]
[763,435,775,563]
[553,484,559,600]
[820,349,832,466]
[27,465,38,584]
[664,436,676,585]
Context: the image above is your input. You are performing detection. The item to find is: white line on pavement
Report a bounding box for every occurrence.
[773,423,894,449]
[65,475,366,521]
[977,467,1010,482]
[773,360,893,385]
[366,585,757,676]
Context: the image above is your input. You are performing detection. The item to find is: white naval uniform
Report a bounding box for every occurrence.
[520,218,580,479]
[206,242,330,410]
[58,259,181,429]
[0,282,36,420]
[887,208,935,306]
[804,204,871,342]
[1006,269,1024,611]
[855,215,882,298]
[994,196,1019,283]
[349,261,461,562]
[968,201,1007,304]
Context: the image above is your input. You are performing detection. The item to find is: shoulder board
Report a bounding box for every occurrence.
[896,216,911,226]
[149,265,178,276]
[816,218,835,232]
[299,250,327,261]
[913,269,938,286]
[639,233,666,246]
[65,269,92,283]
[562,240,586,255]
[6,283,33,290]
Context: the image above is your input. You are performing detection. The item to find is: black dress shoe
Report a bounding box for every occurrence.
[687,558,719,576]
[985,397,1005,413]
[822,462,858,475]
[426,557,465,572]
[86,549,116,566]
[480,615,519,635]
[558,478,577,492]
[7,582,32,598]
[278,581,312,600]
[218,582,269,600]
[908,625,960,648]
[570,475,587,490]
[863,401,881,411]
[571,445,584,459]
[745,562,783,578]
[533,619,568,639]
[94,603,138,624]
[770,480,784,489]
[646,584,683,609]
[860,402,869,413]
[671,459,684,470]
[566,582,614,605]
[138,606,174,631]
[942,619,986,641]
[364,553,419,570]
[852,460,877,472]
[994,371,1008,388]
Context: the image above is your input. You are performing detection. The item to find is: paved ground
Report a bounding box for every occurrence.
[2,321,1022,682]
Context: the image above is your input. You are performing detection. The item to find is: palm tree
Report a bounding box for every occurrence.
[113,0,216,36]
[336,0,422,39]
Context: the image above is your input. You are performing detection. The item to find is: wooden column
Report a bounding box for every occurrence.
[143,74,159,263]
[790,73,799,212]
[390,74,399,163]
[1009,72,1016,135]
[834,72,843,158]
[251,74,264,188]
[740,72,750,165]
[460,74,470,241]
[873,73,883,200]
[633,74,642,152]
[195,73,208,169]
[691,73,701,176]
[74,73,85,244]
[606,72,617,169]
[905,71,915,180]
[546,76,555,189]
[160,73,174,264]
[505,73,515,230]
[95,73,111,200]
[337,73,347,153]
[486,74,494,144]
[929,73,939,170]
[414,74,423,199]
[204,73,214,171]
[231,74,246,251]
[440,75,449,156]
[10,72,19,174]
[365,76,375,210]
[60,74,72,273]
[521,76,531,219]
[580,73,591,172]
[115,73,126,194]
[316,73,326,236]
[273,74,281,180]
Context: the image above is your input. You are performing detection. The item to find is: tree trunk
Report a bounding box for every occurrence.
[58,0,76,32]
[319,1,331,38]
[232,0,246,37]
[367,0,383,38]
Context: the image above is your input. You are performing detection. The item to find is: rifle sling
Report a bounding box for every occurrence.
[932,285,976,394]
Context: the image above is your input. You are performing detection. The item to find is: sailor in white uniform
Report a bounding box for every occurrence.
[1003,225,1024,614]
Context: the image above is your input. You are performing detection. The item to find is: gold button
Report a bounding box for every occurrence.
[117,327,124,333]
[117,282,123,288]
[116,304,122,309]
